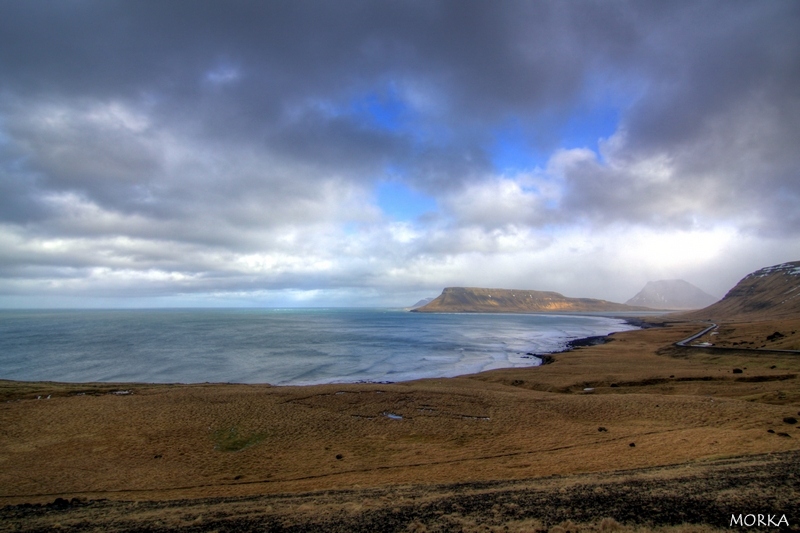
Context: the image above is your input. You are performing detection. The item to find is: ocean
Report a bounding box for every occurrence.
[0,309,637,386]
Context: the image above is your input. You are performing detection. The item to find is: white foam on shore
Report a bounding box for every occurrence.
[278,315,637,386]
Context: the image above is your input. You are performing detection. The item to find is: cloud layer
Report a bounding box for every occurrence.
[1,1,798,306]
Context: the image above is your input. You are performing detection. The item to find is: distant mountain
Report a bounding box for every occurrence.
[412,287,649,314]
[625,279,718,310]
[679,261,800,320]
[409,297,435,309]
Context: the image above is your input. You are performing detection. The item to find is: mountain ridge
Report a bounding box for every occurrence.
[678,261,800,320]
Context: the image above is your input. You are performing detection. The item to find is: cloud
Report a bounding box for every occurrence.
[0,1,798,307]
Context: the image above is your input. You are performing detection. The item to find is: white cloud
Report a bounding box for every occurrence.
[441,176,557,228]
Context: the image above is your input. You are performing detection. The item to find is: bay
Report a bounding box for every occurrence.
[0,308,637,385]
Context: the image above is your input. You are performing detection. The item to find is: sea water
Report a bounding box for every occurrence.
[0,308,637,385]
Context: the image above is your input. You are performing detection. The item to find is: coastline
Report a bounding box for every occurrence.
[0,317,646,393]
[0,316,644,394]
[0,309,642,387]
[535,315,660,364]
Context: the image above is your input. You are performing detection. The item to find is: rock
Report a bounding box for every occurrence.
[733,368,743,374]
[767,331,785,341]
[783,417,798,424]
[51,497,70,509]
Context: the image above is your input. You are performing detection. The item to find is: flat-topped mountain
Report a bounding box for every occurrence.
[626,279,718,310]
[412,287,649,314]
[680,261,800,320]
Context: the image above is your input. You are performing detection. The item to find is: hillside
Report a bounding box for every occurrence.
[412,287,648,314]
[679,261,800,320]
[625,279,718,310]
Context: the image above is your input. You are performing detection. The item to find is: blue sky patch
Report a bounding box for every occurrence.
[376,181,437,220]
[490,105,619,173]
[350,87,409,132]
[490,121,548,173]
[560,105,619,152]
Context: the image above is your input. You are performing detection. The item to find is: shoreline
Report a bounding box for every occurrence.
[0,321,635,391]
[513,315,663,368]
[0,312,650,388]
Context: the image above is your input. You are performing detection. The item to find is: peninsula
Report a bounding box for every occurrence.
[413,286,650,313]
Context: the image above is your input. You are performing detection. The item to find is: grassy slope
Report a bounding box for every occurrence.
[679,261,800,321]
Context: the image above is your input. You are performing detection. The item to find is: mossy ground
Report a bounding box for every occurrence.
[211,427,268,453]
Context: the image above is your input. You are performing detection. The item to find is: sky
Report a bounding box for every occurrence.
[0,0,799,308]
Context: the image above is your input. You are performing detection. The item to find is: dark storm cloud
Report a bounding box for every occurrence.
[0,0,624,183]
[0,2,576,108]
[623,2,800,149]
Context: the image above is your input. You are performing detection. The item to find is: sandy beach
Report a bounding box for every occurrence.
[2,317,800,531]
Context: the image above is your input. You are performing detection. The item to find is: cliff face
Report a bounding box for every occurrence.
[679,261,800,320]
[413,287,648,314]
[625,280,718,310]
